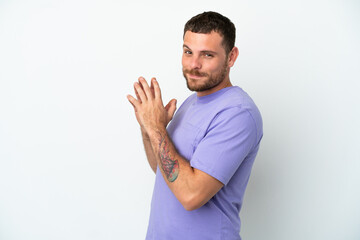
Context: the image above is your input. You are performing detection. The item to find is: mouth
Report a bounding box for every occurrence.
[187,73,204,80]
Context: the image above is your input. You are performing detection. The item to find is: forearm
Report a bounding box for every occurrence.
[141,128,157,173]
[148,127,206,210]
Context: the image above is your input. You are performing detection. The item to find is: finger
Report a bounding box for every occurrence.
[138,77,153,100]
[134,82,147,102]
[127,94,140,110]
[152,78,162,101]
[167,99,177,120]
[164,98,173,111]
[150,79,155,98]
[134,85,142,103]
[138,77,145,91]
[165,101,171,111]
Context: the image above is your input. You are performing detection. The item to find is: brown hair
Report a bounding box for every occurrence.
[184,11,236,55]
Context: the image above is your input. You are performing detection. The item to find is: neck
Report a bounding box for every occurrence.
[196,77,232,97]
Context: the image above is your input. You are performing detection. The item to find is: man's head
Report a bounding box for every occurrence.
[183,11,236,56]
[182,12,239,96]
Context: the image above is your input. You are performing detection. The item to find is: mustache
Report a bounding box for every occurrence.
[183,69,208,77]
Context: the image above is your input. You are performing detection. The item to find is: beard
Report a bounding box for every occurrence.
[182,61,228,92]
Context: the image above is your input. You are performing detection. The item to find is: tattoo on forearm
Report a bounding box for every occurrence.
[158,133,179,182]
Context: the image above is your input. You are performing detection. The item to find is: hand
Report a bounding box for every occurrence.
[127,77,177,135]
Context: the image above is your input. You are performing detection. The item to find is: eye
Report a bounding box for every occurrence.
[184,50,192,55]
[202,52,214,58]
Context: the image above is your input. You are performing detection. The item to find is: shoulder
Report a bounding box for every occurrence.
[215,87,262,125]
[210,87,263,143]
[218,87,259,110]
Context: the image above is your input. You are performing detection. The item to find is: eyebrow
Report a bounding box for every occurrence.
[183,44,217,55]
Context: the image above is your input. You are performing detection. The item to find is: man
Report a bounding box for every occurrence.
[127,11,263,240]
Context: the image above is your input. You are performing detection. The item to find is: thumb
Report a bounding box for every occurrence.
[167,99,177,119]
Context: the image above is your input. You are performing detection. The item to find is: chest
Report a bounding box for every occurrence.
[167,103,217,161]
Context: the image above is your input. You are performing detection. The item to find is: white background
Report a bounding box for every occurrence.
[0,0,359,239]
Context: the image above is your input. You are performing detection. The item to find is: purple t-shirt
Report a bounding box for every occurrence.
[146,86,263,240]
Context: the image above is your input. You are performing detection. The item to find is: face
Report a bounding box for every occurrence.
[182,31,229,94]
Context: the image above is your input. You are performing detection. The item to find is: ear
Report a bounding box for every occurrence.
[227,47,239,68]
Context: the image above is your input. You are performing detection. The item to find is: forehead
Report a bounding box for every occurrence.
[183,31,225,53]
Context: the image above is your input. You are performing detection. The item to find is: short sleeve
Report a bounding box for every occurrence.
[190,107,257,185]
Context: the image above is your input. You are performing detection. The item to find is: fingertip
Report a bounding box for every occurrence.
[152,78,159,87]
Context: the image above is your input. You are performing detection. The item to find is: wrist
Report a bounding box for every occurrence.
[145,125,166,147]
[140,127,150,139]
[147,125,166,138]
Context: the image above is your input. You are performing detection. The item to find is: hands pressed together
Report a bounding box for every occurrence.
[127,77,177,136]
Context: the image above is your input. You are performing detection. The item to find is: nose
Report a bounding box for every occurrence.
[190,55,202,70]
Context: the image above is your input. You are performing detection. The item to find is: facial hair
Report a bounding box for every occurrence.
[183,61,228,92]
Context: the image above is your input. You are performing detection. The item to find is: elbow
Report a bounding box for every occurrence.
[181,194,205,211]
[183,204,200,212]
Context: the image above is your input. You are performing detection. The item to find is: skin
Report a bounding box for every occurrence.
[127,31,239,211]
[182,31,238,96]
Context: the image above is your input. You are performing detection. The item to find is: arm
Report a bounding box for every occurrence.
[140,128,157,173]
[148,127,224,211]
[127,77,223,211]
[132,80,177,174]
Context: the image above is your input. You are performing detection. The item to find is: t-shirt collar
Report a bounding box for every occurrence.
[196,86,235,104]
